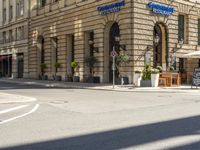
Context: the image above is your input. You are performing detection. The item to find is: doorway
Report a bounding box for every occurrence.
[17,53,24,78]
[153,23,168,70]
[109,23,120,82]
[0,55,12,77]
[104,22,120,83]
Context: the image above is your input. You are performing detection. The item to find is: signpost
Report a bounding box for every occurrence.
[111,47,117,89]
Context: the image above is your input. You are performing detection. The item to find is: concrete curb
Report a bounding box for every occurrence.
[0,79,200,93]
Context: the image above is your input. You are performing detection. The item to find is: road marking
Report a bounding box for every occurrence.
[0,104,40,125]
[0,105,29,115]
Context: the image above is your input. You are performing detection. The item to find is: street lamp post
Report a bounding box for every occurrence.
[171,39,184,68]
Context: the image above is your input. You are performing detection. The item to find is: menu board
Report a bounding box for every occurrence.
[192,68,200,86]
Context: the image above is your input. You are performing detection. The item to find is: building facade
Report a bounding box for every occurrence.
[28,0,200,83]
[0,0,29,78]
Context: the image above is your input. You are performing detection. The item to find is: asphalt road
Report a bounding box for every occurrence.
[0,81,200,150]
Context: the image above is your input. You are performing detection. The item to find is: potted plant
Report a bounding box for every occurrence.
[71,61,80,82]
[140,64,151,87]
[169,66,175,72]
[40,63,48,80]
[85,56,100,83]
[54,62,62,81]
[65,74,73,82]
[156,66,163,73]
[134,70,142,87]
[116,54,130,85]
[151,68,160,87]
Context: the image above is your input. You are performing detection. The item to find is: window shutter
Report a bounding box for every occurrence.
[178,15,185,42]
[0,32,3,44]
[198,19,200,45]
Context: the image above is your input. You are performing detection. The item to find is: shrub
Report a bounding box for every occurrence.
[142,64,151,80]
[156,66,163,73]
[116,54,130,65]
[85,56,97,68]
[71,61,78,69]
[40,63,47,70]
[54,62,61,68]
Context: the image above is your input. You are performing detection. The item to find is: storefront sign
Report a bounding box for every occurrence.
[97,1,125,15]
[147,2,175,16]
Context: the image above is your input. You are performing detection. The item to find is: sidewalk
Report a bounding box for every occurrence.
[0,78,199,93]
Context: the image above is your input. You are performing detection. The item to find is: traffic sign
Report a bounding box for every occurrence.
[111,50,117,57]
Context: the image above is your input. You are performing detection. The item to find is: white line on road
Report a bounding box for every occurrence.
[0,104,40,125]
[0,105,29,115]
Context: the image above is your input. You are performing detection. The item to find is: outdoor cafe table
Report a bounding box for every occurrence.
[159,72,180,87]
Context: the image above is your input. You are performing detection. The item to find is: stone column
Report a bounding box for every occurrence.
[24,0,29,18]
[0,0,3,26]
[12,53,18,78]
[13,0,16,22]
[6,0,9,24]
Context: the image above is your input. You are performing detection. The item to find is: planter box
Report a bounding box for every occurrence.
[39,75,48,80]
[55,75,62,81]
[151,74,159,87]
[73,76,80,82]
[115,77,129,85]
[86,76,100,83]
[65,76,73,82]
[134,73,142,87]
[140,80,151,87]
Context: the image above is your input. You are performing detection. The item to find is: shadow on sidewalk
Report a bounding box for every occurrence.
[1,115,200,150]
[0,79,113,90]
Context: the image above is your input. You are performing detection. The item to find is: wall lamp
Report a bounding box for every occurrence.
[154,34,160,45]
[173,38,184,53]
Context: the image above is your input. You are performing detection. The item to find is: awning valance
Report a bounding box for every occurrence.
[179,51,200,58]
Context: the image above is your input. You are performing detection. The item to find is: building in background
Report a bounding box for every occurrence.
[28,0,200,83]
[0,0,29,78]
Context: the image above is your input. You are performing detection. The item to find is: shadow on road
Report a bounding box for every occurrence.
[1,115,200,150]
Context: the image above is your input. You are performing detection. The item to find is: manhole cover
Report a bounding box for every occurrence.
[50,100,68,104]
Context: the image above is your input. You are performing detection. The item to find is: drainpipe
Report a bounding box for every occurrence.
[131,0,134,83]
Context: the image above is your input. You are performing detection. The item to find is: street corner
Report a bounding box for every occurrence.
[0,92,37,104]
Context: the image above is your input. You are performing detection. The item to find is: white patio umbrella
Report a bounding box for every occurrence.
[181,51,200,58]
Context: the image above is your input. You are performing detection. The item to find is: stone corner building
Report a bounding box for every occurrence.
[28,0,200,83]
[0,0,29,78]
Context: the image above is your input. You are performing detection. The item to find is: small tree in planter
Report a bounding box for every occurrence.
[151,68,160,87]
[54,62,62,81]
[141,64,152,87]
[134,70,142,87]
[40,63,48,80]
[116,54,130,85]
[85,56,100,83]
[71,61,80,82]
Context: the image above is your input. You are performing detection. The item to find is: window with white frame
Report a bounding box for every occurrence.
[3,32,6,43]
[9,5,13,21]
[38,0,46,7]
[16,0,24,17]
[3,0,6,23]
